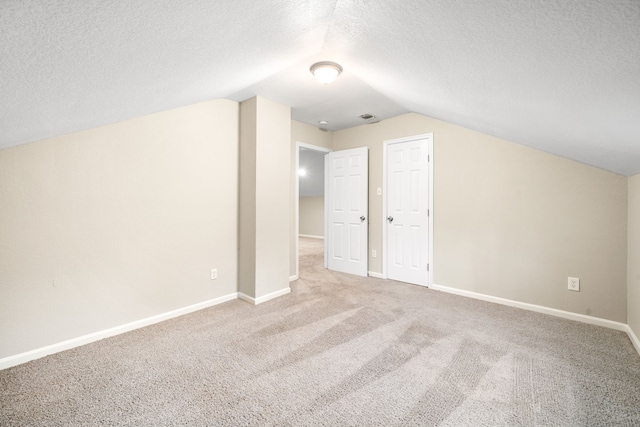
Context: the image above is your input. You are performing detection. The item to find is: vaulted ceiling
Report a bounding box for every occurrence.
[1,1,639,175]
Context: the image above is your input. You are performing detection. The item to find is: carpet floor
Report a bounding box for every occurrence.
[1,237,640,426]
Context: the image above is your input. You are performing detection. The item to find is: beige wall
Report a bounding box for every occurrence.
[290,121,332,277]
[629,174,640,338]
[240,97,291,298]
[299,196,325,237]
[3,99,629,361]
[239,98,258,296]
[332,113,628,323]
[0,100,239,358]
[255,98,292,298]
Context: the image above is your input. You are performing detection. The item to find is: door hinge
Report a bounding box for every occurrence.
[427,263,430,272]
[427,209,430,217]
[428,155,430,162]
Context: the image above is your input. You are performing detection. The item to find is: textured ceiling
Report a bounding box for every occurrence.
[229,53,408,131]
[1,0,639,175]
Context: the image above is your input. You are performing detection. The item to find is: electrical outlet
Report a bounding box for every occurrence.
[211,268,218,280]
[568,277,579,291]
[372,249,377,258]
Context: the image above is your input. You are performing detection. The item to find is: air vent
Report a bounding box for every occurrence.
[359,113,375,120]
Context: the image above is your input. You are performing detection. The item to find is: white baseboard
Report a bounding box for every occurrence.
[0,292,239,371]
[289,274,299,282]
[627,325,640,356]
[368,271,384,279]
[299,234,324,239]
[430,284,629,332]
[239,286,291,305]
[5,284,636,371]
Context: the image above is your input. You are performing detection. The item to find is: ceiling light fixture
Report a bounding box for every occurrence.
[319,120,329,126]
[310,61,343,84]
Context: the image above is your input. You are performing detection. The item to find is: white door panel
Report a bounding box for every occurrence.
[386,138,429,285]
[327,147,368,276]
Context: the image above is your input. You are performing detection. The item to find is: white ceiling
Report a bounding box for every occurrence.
[1,1,639,175]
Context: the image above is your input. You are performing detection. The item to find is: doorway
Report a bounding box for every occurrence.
[295,142,331,280]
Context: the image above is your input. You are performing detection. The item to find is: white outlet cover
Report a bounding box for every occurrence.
[568,277,580,291]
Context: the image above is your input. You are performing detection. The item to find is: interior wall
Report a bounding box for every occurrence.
[332,113,628,323]
[299,196,325,237]
[0,100,240,359]
[254,97,292,298]
[289,121,332,277]
[239,98,258,297]
[629,174,640,338]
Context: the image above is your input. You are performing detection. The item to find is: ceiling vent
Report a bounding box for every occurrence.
[359,113,375,120]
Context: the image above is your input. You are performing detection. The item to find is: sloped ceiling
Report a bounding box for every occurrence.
[1,0,639,175]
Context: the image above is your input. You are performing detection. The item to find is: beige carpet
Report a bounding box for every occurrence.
[1,237,639,425]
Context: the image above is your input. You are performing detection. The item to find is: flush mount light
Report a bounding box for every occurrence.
[319,120,329,126]
[310,61,343,84]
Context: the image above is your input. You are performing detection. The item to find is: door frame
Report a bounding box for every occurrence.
[382,133,434,286]
[295,141,332,280]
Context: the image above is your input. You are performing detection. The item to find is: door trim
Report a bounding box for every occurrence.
[295,142,332,279]
[382,133,434,286]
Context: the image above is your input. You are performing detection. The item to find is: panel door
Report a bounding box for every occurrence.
[386,139,429,285]
[326,147,368,277]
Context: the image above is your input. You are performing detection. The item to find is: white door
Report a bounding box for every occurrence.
[385,137,430,286]
[326,147,368,277]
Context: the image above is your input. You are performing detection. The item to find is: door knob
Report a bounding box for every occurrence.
[387,216,394,222]
[360,216,366,222]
